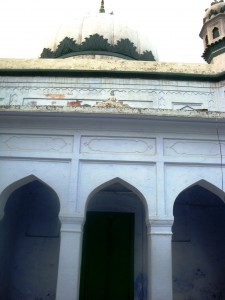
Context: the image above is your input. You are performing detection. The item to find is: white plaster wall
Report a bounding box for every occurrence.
[0,114,224,221]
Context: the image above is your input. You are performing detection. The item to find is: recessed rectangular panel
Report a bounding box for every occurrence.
[80,136,156,155]
[164,139,224,157]
[0,134,74,153]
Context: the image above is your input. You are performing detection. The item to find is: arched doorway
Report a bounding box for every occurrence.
[172,183,225,299]
[0,179,60,299]
[79,181,148,300]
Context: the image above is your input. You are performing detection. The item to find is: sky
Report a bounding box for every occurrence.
[0,0,213,63]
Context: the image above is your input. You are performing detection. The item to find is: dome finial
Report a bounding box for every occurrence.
[99,0,105,13]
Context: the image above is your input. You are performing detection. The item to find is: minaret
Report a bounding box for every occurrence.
[99,0,105,13]
[200,0,225,65]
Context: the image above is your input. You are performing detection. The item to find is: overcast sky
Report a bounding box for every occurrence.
[0,0,212,63]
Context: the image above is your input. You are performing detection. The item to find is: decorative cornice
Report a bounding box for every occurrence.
[59,213,85,233]
[59,213,84,224]
[2,58,225,82]
[2,68,225,82]
[40,34,155,61]
[202,36,225,63]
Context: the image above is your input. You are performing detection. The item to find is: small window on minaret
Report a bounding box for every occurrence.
[212,27,220,39]
[205,35,209,46]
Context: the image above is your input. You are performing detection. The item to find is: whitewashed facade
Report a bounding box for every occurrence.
[0,58,225,299]
[2,1,225,298]
[0,44,225,300]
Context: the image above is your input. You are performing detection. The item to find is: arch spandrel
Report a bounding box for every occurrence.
[0,174,60,219]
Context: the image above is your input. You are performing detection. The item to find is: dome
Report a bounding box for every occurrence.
[204,0,225,23]
[40,10,158,61]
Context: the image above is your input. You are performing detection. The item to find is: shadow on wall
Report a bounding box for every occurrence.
[134,273,147,300]
[0,180,60,300]
[172,185,225,300]
[173,267,225,300]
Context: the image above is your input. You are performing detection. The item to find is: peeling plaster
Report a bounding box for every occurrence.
[1,105,225,120]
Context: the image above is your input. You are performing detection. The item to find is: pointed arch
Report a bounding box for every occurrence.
[172,181,225,298]
[176,179,225,205]
[212,27,220,39]
[0,174,60,219]
[0,175,61,298]
[205,34,209,46]
[80,177,148,300]
[85,177,148,215]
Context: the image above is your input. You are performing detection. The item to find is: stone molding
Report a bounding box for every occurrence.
[146,219,174,235]
[0,58,215,75]
[59,213,84,233]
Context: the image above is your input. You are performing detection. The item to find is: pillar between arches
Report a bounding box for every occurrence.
[56,213,84,300]
[147,219,173,300]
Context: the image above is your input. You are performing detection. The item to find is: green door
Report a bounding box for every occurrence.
[79,212,134,300]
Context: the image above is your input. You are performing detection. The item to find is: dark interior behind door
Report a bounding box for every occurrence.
[79,211,134,300]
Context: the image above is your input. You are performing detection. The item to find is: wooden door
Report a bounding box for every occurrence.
[79,212,134,300]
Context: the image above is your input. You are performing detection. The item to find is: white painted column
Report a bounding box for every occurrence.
[56,214,84,300]
[147,220,173,300]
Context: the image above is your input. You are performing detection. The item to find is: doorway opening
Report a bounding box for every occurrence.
[0,179,60,300]
[172,184,225,299]
[79,181,147,300]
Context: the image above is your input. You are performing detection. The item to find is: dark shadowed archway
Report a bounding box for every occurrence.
[0,179,60,300]
[80,180,148,300]
[172,183,225,299]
